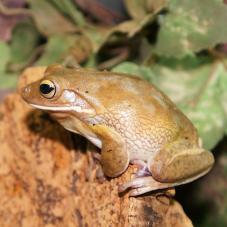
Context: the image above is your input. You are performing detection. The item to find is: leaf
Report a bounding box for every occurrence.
[9,21,40,69]
[112,61,227,150]
[0,0,26,41]
[124,0,166,19]
[82,25,110,53]
[35,35,75,65]
[83,0,164,53]
[27,0,76,37]
[74,0,126,25]
[0,72,18,89]
[81,0,163,54]
[124,0,147,19]
[0,42,18,89]
[156,55,212,70]
[83,54,97,68]
[112,62,156,82]
[87,14,156,53]
[110,14,155,38]
[177,64,226,150]
[50,0,85,26]
[105,0,166,41]
[155,0,227,57]
[0,42,10,72]
[218,64,227,134]
[36,34,92,65]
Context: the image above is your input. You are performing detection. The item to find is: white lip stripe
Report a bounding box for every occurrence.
[30,104,94,114]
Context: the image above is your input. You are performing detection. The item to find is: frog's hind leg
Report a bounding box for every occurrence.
[118,168,211,196]
[149,142,214,184]
[119,140,214,196]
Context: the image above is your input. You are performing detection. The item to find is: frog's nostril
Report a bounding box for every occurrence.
[21,85,31,99]
[24,86,31,93]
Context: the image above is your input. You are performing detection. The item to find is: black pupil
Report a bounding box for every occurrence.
[40,83,54,94]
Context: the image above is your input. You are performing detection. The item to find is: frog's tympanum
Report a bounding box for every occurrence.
[21,64,214,196]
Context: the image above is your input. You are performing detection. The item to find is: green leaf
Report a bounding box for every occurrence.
[36,34,91,65]
[218,64,227,134]
[0,42,10,72]
[155,0,227,57]
[84,54,97,68]
[50,0,85,26]
[178,64,226,150]
[0,73,18,89]
[0,42,18,89]
[112,61,227,150]
[9,21,40,70]
[35,35,76,65]
[82,25,109,53]
[157,55,212,70]
[112,61,156,82]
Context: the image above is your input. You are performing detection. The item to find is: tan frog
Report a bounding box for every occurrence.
[21,64,214,196]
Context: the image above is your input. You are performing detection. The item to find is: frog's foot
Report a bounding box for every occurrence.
[118,175,175,196]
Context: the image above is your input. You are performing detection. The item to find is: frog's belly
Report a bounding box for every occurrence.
[126,139,163,162]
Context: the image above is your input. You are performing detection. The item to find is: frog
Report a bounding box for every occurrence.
[21,64,214,196]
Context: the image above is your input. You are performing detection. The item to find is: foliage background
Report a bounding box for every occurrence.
[0,0,227,226]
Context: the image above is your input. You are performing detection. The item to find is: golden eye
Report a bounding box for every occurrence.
[39,80,56,99]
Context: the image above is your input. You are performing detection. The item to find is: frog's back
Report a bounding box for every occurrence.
[80,71,198,160]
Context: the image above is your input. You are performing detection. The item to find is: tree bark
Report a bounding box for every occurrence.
[0,67,193,227]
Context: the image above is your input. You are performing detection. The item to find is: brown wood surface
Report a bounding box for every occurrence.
[0,67,193,227]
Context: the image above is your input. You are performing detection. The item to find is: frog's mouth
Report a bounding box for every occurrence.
[30,103,94,114]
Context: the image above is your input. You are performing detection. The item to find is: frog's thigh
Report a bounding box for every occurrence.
[93,125,129,178]
[149,142,214,183]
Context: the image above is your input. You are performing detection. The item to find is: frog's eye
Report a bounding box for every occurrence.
[39,80,56,99]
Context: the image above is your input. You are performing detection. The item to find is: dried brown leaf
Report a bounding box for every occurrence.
[27,0,77,37]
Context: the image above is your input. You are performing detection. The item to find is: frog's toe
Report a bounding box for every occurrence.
[130,186,176,197]
[129,186,155,196]
[118,177,147,193]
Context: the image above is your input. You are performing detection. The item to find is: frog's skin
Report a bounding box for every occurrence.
[21,64,214,196]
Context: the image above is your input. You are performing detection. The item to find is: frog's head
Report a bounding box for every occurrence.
[21,64,101,122]
[21,64,112,147]
[22,64,143,119]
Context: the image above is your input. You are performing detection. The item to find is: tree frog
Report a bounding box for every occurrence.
[21,64,214,196]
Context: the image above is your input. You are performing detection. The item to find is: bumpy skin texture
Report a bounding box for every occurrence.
[21,64,214,195]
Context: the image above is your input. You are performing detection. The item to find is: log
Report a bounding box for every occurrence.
[0,67,193,227]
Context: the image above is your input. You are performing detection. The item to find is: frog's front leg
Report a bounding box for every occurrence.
[92,124,130,177]
[119,139,214,196]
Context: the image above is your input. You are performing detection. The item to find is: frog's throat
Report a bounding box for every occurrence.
[30,103,102,148]
[30,103,94,114]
